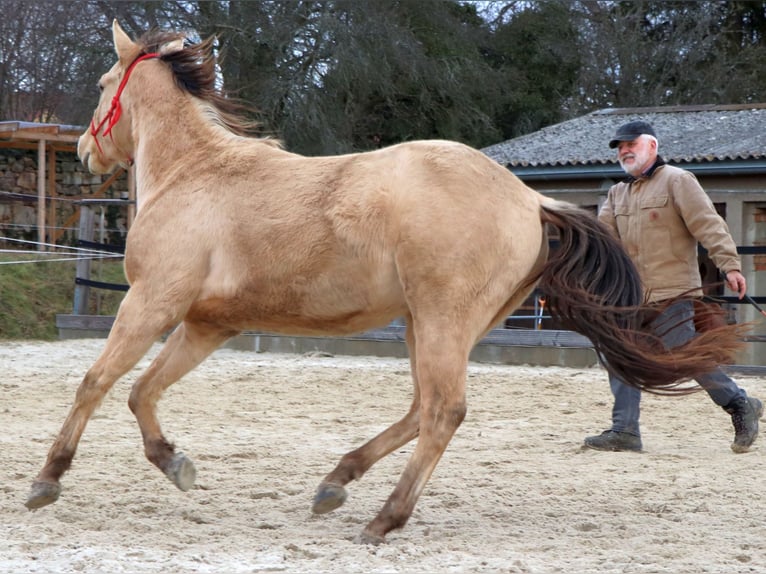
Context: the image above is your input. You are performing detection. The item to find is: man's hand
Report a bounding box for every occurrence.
[725,270,747,299]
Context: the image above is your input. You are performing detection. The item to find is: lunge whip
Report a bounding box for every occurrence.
[744,294,766,318]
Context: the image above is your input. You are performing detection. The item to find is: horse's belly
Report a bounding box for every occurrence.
[189,266,406,336]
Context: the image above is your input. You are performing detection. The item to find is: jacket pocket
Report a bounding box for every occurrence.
[640,190,671,229]
[639,190,669,209]
[613,202,631,239]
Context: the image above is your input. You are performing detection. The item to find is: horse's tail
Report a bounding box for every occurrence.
[535,199,747,394]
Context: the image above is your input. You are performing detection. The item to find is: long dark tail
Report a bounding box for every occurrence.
[536,200,747,394]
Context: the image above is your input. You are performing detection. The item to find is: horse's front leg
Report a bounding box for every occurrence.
[127,320,234,491]
[313,321,421,515]
[26,290,178,510]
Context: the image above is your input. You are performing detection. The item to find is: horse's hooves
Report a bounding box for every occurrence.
[164,452,196,491]
[312,482,347,514]
[25,481,61,510]
[354,530,386,545]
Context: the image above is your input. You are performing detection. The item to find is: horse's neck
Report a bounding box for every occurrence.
[132,98,219,206]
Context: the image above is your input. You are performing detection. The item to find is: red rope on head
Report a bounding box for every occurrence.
[90,52,160,159]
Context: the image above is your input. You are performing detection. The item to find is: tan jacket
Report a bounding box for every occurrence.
[599,161,741,302]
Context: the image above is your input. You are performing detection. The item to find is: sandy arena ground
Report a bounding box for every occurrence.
[1,338,765,573]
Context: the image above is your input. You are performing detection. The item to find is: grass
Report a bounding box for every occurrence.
[0,254,127,340]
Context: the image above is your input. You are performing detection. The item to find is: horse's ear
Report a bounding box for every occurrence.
[159,38,185,56]
[112,20,138,64]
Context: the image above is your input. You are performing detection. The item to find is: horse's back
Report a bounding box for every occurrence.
[322,138,543,252]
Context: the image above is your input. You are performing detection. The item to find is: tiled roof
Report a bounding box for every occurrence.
[482,104,766,168]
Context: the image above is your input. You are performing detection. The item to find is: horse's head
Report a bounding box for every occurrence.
[78,20,182,174]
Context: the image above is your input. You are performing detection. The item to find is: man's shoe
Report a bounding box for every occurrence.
[583,430,642,452]
[725,396,763,453]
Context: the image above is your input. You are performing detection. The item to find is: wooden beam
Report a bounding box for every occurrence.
[94,168,125,198]
[0,140,77,152]
[0,121,20,130]
[73,207,95,314]
[127,165,136,226]
[47,147,57,245]
[36,139,46,251]
[0,121,82,144]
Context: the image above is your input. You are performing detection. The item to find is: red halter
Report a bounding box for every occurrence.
[89,52,160,162]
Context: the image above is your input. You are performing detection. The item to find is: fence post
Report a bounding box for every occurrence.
[73,205,95,315]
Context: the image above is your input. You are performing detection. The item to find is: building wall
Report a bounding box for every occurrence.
[0,148,129,247]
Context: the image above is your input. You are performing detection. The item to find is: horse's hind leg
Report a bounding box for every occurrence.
[361,323,471,544]
[127,320,235,491]
[313,320,421,514]
[26,289,179,510]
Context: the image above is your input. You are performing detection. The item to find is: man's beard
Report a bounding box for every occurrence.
[619,148,651,177]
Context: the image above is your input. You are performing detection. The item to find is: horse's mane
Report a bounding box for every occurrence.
[137,29,271,140]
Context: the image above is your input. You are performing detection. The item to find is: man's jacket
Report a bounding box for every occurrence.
[598,159,741,303]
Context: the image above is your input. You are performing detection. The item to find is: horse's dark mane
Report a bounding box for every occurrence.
[137,30,262,138]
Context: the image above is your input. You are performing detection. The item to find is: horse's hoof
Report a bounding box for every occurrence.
[164,452,196,491]
[312,482,347,514]
[25,481,61,510]
[354,530,386,545]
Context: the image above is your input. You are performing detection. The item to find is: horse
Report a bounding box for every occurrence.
[25,21,745,544]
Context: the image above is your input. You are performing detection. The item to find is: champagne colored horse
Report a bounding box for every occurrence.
[26,22,744,544]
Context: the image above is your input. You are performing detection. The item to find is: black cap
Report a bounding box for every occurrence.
[608,120,657,148]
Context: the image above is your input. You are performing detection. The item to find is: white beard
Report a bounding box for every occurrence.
[619,148,652,177]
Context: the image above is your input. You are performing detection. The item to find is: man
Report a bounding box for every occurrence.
[584,120,762,453]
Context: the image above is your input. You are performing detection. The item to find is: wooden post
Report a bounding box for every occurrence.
[73,205,95,315]
[36,139,46,251]
[47,147,57,245]
[127,164,136,227]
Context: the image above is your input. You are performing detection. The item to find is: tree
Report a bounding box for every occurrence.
[0,0,198,124]
[0,0,106,122]
[485,0,582,138]
[193,0,507,153]
[298,0,505,153]
[2,0,765,149]
[570,0,766,110]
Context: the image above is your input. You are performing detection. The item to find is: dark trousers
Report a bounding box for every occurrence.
[609,299,745,436]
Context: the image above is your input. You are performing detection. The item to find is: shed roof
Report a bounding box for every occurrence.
[0,121,82,151]
[482,104,766,170]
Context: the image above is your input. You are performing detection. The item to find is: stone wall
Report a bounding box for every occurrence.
[0,148,129,247]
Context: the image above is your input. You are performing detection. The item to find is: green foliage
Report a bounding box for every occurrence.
[0,257,126,340]
[194,0,507,153]
[488,1,582,138]
[301,0,505,152]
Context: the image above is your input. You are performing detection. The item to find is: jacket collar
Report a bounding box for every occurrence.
[623,155,666,183]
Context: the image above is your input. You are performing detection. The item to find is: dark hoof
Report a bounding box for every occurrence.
[25,481,61,510]
[164,452,196,491]
[355,530,386,545]
[312,482,347,514]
